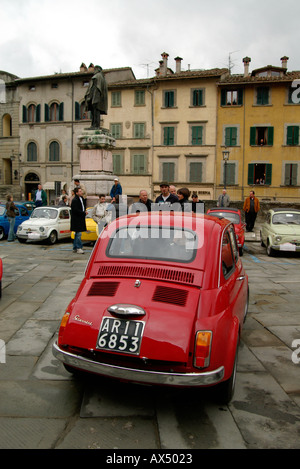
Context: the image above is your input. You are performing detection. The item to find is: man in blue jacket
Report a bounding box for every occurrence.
[110,178,122,201]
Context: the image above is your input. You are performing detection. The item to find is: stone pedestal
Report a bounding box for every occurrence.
[74,128,117,205]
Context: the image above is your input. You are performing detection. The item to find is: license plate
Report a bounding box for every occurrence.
[96,317,145,355]
[279,243,296,251]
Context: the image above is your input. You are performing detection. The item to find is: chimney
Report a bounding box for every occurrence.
[242,56,251,77]
[88,63,95,72]
[281,56,289,69]
[161,52,169,76]
[175,56,183,73]
[80,63,87,72]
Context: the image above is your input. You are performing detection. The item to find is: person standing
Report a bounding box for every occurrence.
[217,189,230,207]
[177,187,192,212]
[6,194,17,242]
[155,183,178,205]
[71,179,87,200]
[243,190,260,232]
[130,190,153,213]
[110,178,122,202]
[92,194,110,233]
[34,183,47,207]
[71,187,87,254]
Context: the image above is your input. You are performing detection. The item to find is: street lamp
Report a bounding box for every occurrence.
[222,149,230,189]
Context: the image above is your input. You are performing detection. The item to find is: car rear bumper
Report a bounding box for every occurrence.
[53,342,225,387]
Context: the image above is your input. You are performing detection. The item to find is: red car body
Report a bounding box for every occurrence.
[207,208,246,256]
[53,212,248,403]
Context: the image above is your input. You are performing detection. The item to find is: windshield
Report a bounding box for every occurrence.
[209,211,240,224]
[272,212,300,225]
[107,226,197,263]
[31,208,58,220]
[0,206,5,216]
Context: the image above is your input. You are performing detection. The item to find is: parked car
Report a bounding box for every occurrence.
[14,201,36,213]
[0,203,31,240]
[207,207,246,256]
[71,208,98,243]
[53,212,249,403]
[260,208,300,256]
[17,206,71,244]
[0,257,2,298]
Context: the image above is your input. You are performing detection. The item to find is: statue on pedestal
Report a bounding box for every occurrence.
[85,66,108,129]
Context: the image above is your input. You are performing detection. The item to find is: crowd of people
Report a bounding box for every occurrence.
[3,177,260,251]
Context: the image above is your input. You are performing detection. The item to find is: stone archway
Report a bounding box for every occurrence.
[24,172,40,200]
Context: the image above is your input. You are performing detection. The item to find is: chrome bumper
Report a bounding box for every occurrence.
[53,342,224,387]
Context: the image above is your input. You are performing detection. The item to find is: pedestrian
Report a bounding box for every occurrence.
[92,194,111,233]
[34,183,47,207]
[130,190,153,213]
[169,185,179,199]
[71,187,87,254]
[110,178,122,202]
[243,190,260,232]
[217,189,230,207]
[58,195,69,207]
[5,194,17,242]
[155,182,178,205]
[71,179,87,200]
[191,193,205,214]
[177,187,192,212]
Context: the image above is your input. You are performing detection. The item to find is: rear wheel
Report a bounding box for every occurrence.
[0,227,5,240]
[266,240,275,257]
[213,345,238,405]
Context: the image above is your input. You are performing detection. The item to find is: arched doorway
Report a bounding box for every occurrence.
[24,172,40,200]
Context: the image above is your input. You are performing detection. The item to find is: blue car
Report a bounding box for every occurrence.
[0,204,31,240]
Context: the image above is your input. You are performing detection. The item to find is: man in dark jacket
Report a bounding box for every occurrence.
[155,183,178,205]
[71,187,86,253]
[130,190,153,213]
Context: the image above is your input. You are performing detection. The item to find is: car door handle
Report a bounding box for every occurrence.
[237,275,245,281]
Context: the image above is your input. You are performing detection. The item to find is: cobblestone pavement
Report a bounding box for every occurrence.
[0,236,299,449]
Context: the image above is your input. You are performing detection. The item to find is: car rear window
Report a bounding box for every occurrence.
[209,211,240,224]
[272,213,300,225]
[107,226,197,263]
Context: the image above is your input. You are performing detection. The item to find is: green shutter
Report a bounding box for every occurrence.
[36,104,40,122]
[75,102,80,120]
[237,89,243,105]
[250,127,256,145]
[192,126,202,145]
[44,104,49,122]
[248,164,255,185]
[22,105,27,123]
[162,162,175,182]
[287,126,299,145]
[59,102,64,121]
[267,127,274,145]
[225,127,237,146]
[190,162,202,183]
[113,154,122,173]
[265,164,272,185]
[227,163,236,185]
[164,127,174,145]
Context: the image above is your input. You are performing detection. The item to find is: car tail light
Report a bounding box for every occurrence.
[58,312,70,343]
[194,331,212,368]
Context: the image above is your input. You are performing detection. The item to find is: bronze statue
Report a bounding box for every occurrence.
[85,66,108,129]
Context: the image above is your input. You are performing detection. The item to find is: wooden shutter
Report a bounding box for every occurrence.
[113,154,122,173]
[59,103,64,121]
[250,127,256,145]
[22,105,27,123]
[192,126,202,145]
[248,164,255,185]
[75,102,80,120]
[189,162,202,183]
[227,163,236,185]
[164,127,174,145]
[267,127,274,145]
[265,164,272,185]
[162,162,175,182]
[44,104,49,122]
[237,89,243,105]
[36,104,40,122]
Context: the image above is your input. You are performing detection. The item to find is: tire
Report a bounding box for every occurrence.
[213,345,238,405]
[48,230,57,244]
[266,241,274,257]
[17,237,27,244]
[260,232,265,247]
[0,227,5,241]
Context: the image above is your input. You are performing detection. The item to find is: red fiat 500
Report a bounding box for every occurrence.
[53,212,248,403]
[207,207,246,256]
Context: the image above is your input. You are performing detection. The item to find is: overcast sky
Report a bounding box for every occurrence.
[1,0,299,79]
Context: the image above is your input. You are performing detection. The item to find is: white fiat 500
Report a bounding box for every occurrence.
[17,206,71,244]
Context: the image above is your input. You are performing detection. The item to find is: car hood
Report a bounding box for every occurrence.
[271,224,300,236]
[20,218,57,227]
[61,276,201,363]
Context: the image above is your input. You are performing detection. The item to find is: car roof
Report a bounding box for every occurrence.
[208,207,240,213]
[270,208,300,213]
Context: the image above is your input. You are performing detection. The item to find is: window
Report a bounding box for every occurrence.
[286,126,299,145]
[111,91,121,107]
[23,104,40,123]
[192,89,204,106]
[284,163,298,186]
[49,141,60,161]
[113,154,123,174]
[189,162,202,183]
[27,142,37,162]
[163,90,175,108]
[191,126,203,145]
[75,102,87,120]
[162,162,175,181]
[163,127,175,145]
[250,127,274,146]
[45,103,64,122]
[256,87,269,105]
[135,90,145,106]
[132,154,147,174]
[225,127,238,146]
[223,162,236,185]
[248,163,272,185]
[221,89,243,106]
[221,230,235,278]
[110,123,122,139]
[133,123,145,139]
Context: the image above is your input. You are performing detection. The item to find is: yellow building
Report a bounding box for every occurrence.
[217,56,300,203]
